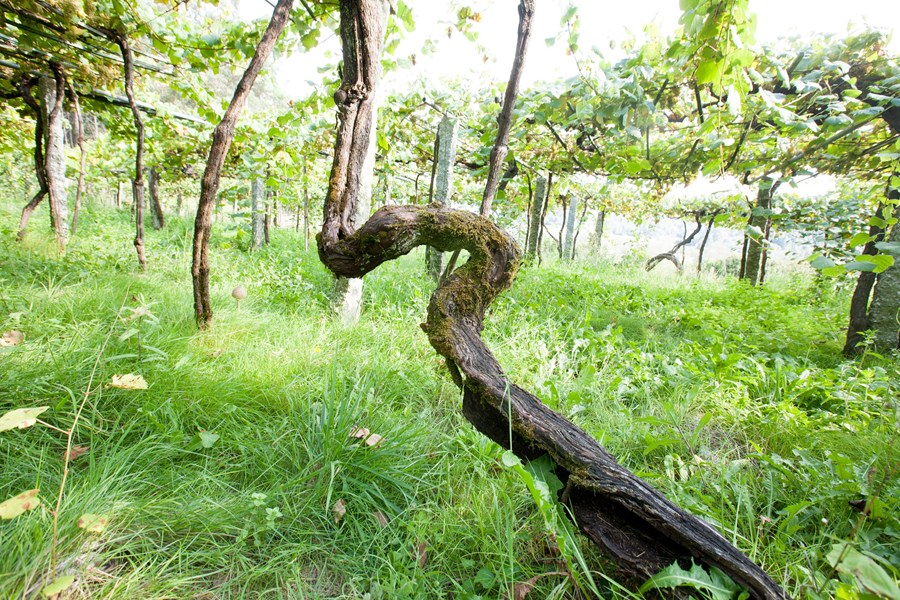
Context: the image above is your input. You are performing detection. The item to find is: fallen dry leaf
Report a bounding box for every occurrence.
[415,540,427,568]
[0,489,41,519]
[349,426,384,447]
[373,511,389,527]
[332,498,346,524]
[0,330,24,347]
[77,513,108,534]
[109,374,148,390]
[209,349,224,358]
[349,426,369,439]
[63,445,89,463]
[0,406,49,432]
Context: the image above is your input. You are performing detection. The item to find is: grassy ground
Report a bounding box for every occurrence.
[1,199,898,599]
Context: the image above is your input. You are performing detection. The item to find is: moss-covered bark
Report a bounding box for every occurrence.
[317,1,786,598]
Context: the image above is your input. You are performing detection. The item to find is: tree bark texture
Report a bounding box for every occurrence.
[866,203,900,352]
[148,168,165,230]
[251,177,266,250]
[68,83,86,236]
[844,182,899,355]
[43,66,69,254]
[479,0,534,218]
[102,29,146,270]
[191,0,294,328]
[317,2,786,598]
[563,195,578,261]
[16,76,48,241]
[740,179,775,286]
[526,174,547,259]
[426,115,459,281]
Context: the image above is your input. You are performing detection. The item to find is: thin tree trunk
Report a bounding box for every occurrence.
[69,83,86,235]
[538,172,552,265]
[101,29,146,270]
[523,171,533,250]
[148,167,165,230]
[740,178,776,286]
[526,174,547,260]
[697,210,722,275]
[303,161,310,251]
[189,0,294,328]
[844,184,898,355]
[479,0,535,218]
[571,199,588,261]
[758,214,773,284]
[592,209,606,254]
[251,177,265,250]
[16,76,48,241]
[426,115,459,281]
[563,195,578,261]
[557,195,568,259]
[43,65,69,254]
[316,3,787,596]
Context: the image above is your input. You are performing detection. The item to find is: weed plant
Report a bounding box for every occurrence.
[1,198,897,598]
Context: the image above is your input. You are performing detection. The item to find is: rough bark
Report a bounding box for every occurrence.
[68,84,86,235]
[526,174,547,259]
[563,195,579,261]
[646,212,703,273]
[251,177,266,250]
[426,115,459,281]
[844,182,899,355]
[866,203,900,352]
[43,66,69,254]
[317,2,787,598]
[479,0,535,218]
[148,168,165,230]
[190,0,294,328]
[740,179,775,286]
[101,29,146,270]
[16,76,48,241]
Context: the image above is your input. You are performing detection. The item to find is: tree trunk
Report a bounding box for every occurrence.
[101,29,146,270]
[646,212,703,273]
[303,163,310,251]
[190,0,294,328]
[526,174,547,259]
[758,214,773,284]
[592,209,606,254]
[69,83,86,235]
[538,172,552,265]
[426,115,459,281]
[250,177,266,250]
[563,195,578,261]
[696,210,721,275]
[16,76,48,241]
[865,202,900,353]
[316,2,786,598]
[148,167,165,230]
[571,200,589,261]
[479,0,534,218]
[844,181,899,355]
[43,66,69,254]
[556,195,567,259]
[740,178,775,286]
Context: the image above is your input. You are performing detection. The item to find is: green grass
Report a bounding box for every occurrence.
[1,198,898,599]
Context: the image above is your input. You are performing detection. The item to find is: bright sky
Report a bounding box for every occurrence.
[238,0,900,97]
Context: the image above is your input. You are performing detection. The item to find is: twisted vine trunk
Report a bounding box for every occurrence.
[16,76,49,241]
[317,2,786,598]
